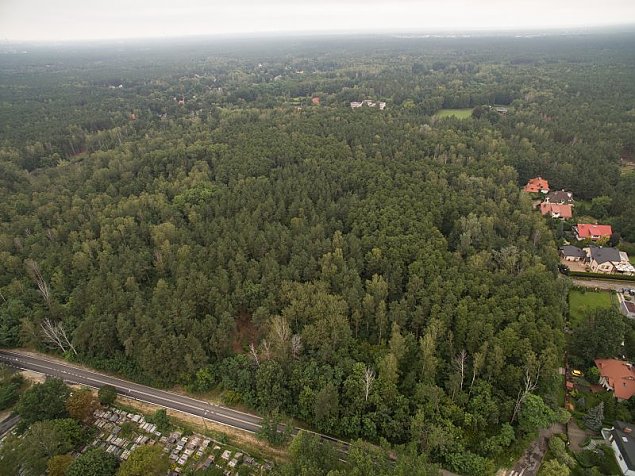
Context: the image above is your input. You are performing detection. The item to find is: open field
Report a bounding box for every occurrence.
[569,289,614,326]
[434,108,473,119]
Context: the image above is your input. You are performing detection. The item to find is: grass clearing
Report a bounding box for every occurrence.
[434,108,473,119]
[569,289,614,327]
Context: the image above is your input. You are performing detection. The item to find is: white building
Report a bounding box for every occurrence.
[603,421,635,475]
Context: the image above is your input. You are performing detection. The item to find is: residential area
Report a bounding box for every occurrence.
[519,176,635,476]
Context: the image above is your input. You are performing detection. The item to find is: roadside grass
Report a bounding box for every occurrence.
[434,108,473,119]
[569,289,613,327]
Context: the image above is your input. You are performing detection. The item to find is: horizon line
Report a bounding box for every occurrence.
[2,23,635,46]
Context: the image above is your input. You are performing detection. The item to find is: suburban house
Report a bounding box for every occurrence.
[595,359,635,401]
[540,202,573,219]
[523,177,550,194]
[622,300,635,319]
[602,421,635,475]
[584,246,635,274]
[575,223,613,241]
[559,245,586,261]
[544,189,574,205]
[312,96,320,105]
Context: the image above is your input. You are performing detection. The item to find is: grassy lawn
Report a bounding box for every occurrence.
[569,289,614,327]
[434,108,473,119]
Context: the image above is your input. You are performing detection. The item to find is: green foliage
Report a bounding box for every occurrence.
[582,403,604,432]
[0,419,75,476]
[548,435,576,468]
[66,448,119,476]
[15,378,70,432]
[98,385,117,406]
[47,454,74,476]
[116,445,169,476]
[276,431,340,475]
[539,459,570,476]
[571,309,626,363]
[519,394,556,435]
[67,388,99,422]
[148,409,171,433]
[0,368,23,411]
[257,409,292,446]
[2,35,634,472]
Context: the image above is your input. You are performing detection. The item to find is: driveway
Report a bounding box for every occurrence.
[571,278,630,292]
[567,419,589,453]
[505,423,565,476]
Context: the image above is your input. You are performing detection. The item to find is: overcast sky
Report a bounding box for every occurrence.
[1,0,634,42]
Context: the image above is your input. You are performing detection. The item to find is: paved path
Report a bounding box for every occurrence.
[571,278,632,292]
[567,420,589,453]
[505,423,564,476]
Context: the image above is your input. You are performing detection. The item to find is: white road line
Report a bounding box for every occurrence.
[1,351,353,448]
[59,380,256,434]
[2,351,258,419]
[3,358,260,430]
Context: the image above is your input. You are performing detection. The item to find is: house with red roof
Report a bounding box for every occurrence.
[523,177,550,194]
[595,359,635,401]
[575,224,613,241]
[540,202,573,219]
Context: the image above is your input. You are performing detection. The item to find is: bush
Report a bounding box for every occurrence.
[97,385,117,406]
[220,390,242,406]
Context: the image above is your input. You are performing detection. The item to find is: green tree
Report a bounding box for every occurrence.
[519,394,555,435]
[98,385,117,406]
[548,435,576,468]
[583,402,604,432]
[47,454,74,476]
[539,459,570,476]
[117,446,169,476]
[67,387,99,422]
[572,309,626,363]
[148,409,171,433]
[0,419,74,476]
[257,409,292,446]
[67,448,119,476]
[15,378,69,431]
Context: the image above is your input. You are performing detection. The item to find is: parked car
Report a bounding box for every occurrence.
[571,369,584,377]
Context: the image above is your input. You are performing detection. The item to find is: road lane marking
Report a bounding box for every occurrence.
[0,357,261,431]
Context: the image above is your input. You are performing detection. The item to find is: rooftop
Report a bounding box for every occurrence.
[595,359,635,400]
[588,246,622,264]
[576,223,613,239]
[613,421,635,471]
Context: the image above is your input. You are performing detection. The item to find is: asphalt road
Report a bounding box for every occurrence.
[571,278,634,292]
[0,349,263,434]
[0,349,350,453]
[0,415,20,437]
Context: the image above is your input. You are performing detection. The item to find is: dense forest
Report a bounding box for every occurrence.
[1,31,634,475]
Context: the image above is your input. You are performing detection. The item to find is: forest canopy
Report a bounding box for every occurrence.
[1,32,634,474]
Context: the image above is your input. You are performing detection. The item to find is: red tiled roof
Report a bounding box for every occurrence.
[540,203,573,219]
[523,177,550,193]
[595,359,635,400]
[576,224,613,239]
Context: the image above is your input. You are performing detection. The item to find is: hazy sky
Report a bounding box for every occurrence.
[1,0,634,42]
